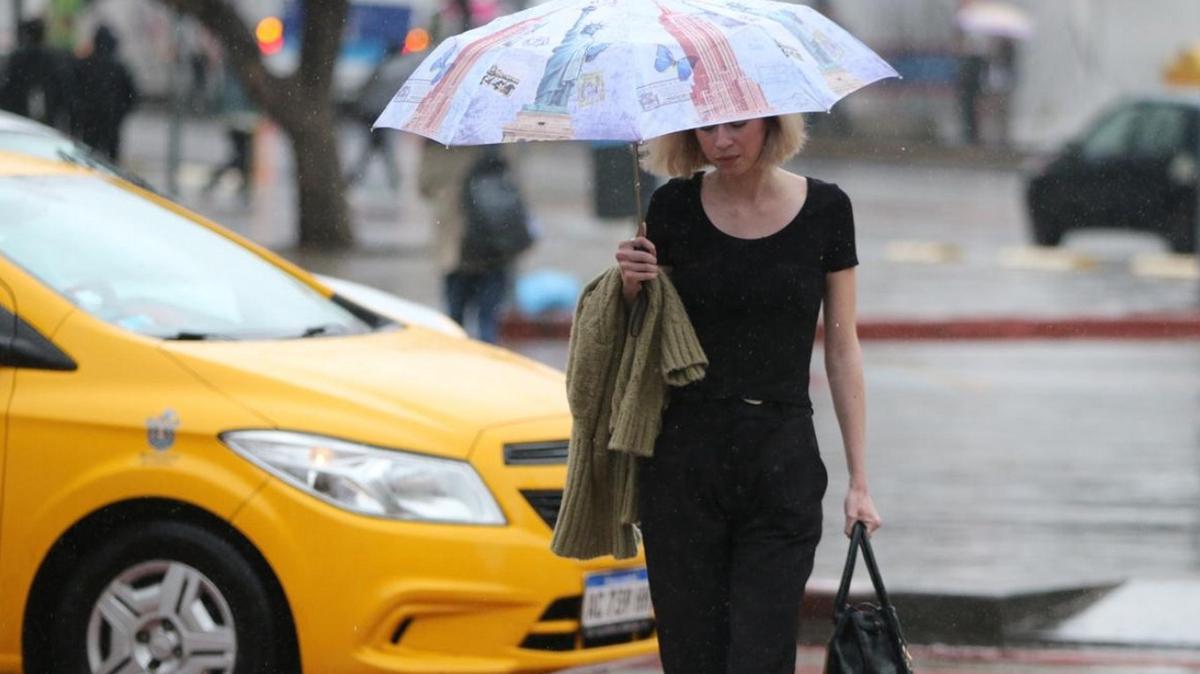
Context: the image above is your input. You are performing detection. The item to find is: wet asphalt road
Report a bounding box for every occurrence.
[512,339,1200,595]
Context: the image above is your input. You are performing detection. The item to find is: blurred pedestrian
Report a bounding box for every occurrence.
[72,24,139,162]
[955,1,989,146]
[203,61,259,202]
[615,115,881,674]
[344,44,409,190]
[188,47,213,115]
[419,141,533,343]
[987,37,1018,147]
[0,18,75,131]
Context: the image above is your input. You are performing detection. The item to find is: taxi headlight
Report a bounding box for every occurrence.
[221,430,505,525]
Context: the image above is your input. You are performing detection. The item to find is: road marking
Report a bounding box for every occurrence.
[1130,252,1200,280]
[885,240,964,264]
[998,246,1099,272]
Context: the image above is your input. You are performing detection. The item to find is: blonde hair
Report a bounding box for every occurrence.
[640,114,808,178]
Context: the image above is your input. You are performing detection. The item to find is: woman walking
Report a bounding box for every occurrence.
[615,114,882,674]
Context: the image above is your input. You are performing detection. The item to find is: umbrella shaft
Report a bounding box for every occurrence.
[632,142,645,238]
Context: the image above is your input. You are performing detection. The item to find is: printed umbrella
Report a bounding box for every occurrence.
[373,0,897,329]
[374,0,898,146]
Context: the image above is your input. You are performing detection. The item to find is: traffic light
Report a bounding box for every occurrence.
[404,27,431,54]
[256,16,284,55]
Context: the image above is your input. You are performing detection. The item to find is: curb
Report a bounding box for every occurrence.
[559,645,1200,674]
[499,312,1200,342]
[796,581,1121,650]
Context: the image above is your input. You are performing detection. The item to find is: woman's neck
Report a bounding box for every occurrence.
[708,165,780,203]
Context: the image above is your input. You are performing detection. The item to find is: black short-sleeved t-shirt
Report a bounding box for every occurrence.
[645,172,857,407]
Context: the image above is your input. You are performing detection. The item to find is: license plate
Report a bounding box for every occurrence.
[581,568,653,637]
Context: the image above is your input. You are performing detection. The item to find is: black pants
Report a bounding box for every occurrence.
[638,397,827,674]
[206,128,253,193]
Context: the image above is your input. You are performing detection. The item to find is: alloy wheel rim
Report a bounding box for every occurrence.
[86,559,237,673]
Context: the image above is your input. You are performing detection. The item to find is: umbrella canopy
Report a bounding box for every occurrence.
[956,1,1034,40]
[373,0,898,144]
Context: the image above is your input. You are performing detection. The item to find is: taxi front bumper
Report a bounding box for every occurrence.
[231,431,656,673]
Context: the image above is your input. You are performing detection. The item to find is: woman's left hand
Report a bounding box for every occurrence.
[844,487,882,537]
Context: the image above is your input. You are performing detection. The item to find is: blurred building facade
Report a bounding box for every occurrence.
[2,0,442,105]
[5,0,1200,150]
[805,0,1200,149]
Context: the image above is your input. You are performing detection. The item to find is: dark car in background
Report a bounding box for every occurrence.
[1025,94,1200,253]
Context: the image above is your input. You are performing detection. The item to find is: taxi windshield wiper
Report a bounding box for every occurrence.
[298,323,351,338]
[161,331,238,341]
[55,147,159,193]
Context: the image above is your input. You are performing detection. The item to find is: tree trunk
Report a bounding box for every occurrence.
[153,0,352,249]
[289,111,353,248]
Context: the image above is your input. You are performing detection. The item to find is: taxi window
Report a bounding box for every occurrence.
[0,174,372,340]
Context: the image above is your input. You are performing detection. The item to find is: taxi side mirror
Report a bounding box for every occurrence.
[0,310,76,371]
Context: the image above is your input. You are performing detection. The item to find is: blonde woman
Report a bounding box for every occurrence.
[615,114,881,674]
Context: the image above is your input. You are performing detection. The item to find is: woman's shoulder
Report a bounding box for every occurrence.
[802,176,852,214]
[650,172,701,205]
[646,174,701,246]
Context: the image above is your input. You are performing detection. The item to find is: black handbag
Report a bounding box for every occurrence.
[824,522,915,674]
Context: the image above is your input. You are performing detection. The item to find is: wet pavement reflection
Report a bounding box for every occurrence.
[516,340,1200,594]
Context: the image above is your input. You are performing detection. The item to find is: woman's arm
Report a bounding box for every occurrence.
[824,266,882,536]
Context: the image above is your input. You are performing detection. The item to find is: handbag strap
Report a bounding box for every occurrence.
[833,521,895,614]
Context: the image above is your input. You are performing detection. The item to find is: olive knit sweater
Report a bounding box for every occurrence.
[550,267,708,560]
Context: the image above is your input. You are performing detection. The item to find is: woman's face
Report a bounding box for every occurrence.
[694,118,768,175]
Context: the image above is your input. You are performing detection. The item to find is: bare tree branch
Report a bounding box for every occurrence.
[155,0,281,110]
[151,0,354,247]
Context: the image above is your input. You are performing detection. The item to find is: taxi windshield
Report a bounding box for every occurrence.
[0,131,156,191]
[0,174,372,340]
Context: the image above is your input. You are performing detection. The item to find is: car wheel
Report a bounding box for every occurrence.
[45,520,291,674]
[1031,214,1064,247]
[1167,206,1197,254]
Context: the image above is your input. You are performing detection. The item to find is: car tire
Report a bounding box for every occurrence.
[44,520,292,674]
[1167,206,1197,254]
[1031,215,1064,247]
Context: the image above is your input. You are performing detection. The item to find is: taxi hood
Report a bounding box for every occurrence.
[162,327,569,460]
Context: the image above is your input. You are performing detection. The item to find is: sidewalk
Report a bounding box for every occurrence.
[516,338,1200,655]
[559,645,1200,673]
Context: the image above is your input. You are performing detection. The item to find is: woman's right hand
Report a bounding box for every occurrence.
[615,236,658,303]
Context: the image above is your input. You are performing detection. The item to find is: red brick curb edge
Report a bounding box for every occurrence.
[499,312,1200,342]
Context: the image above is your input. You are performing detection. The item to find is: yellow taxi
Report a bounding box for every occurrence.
[0,151,655,673]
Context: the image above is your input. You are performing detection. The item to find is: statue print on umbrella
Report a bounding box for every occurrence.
[531,6,610,112]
